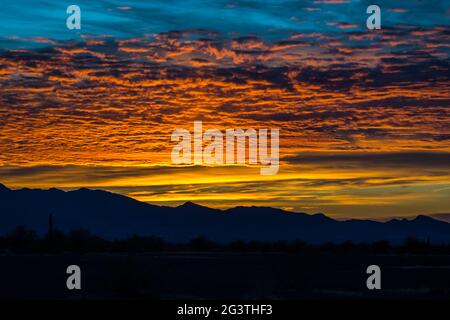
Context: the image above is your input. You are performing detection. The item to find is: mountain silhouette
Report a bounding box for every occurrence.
[1,183,450,243]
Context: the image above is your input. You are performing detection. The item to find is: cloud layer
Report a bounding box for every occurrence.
[0,1,449,218]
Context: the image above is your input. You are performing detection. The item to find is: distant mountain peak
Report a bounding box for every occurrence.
[0,183,11,192]
[70,187,108,195]
[178,201,205,209]
[413,214,436,222]
[312,213,326,218]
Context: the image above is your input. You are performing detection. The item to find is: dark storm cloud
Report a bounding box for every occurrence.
[284,152,450,169]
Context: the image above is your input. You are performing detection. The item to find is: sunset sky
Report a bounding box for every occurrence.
[0,0,449,219]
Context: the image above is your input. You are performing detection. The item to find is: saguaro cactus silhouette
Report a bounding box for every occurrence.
[47,213,54,251]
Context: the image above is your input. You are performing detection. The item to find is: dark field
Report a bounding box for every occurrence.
[1,253,450,300]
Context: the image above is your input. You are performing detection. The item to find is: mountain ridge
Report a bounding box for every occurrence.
[0,183,449,244]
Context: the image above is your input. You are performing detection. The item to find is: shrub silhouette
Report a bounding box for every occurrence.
[402,236,428,254]
[6,226,39,253]
[114,235,165,253]
[66,228,109,253]
[189,236,217,251]
[0,226,449,254]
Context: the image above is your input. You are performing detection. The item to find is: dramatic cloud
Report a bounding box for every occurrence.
[284,152,450,169]
[0,1,449,218]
